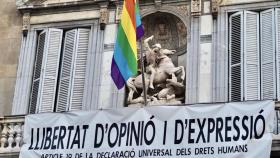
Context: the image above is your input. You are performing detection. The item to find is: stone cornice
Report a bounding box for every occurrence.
[16,0,114,11]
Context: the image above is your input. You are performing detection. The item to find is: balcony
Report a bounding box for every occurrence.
[0,115,24,157]
[0,108,280,157]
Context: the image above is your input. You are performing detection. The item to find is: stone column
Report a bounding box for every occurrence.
[97,6,125,109]
[12,29,37,114]
[198,1,213,103]
[185,0,202,104]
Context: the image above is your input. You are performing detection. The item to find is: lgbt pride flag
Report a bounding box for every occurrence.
[111,0,144,89]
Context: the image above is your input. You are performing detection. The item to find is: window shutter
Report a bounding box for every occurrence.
[57,28,90,111]
[260,9,276,100]
[38,28,63,113]
[229,12,243,101]
[275,8,280,100]
[29,31,47,114]
[69,28,90,111]
[56,29,77,112]
[244,11,260,100]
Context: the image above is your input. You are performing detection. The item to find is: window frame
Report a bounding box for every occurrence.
[212,1,280,102]
[12,19,101,114]
[30,22,95,113]
[229,9,277,102]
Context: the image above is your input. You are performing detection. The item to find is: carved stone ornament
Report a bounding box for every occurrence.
[22,12,30,36]
[177,5,189,17]
[127,35,186,106]
[212,0,222,17]
[16,0,46,7]
[100,5,108,30]
[191,0,201,16]
[154,0,162,9]
[16,0,29,7]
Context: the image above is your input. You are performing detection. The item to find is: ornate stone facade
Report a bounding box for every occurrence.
[191,0,201,16]
[0,0,280,157]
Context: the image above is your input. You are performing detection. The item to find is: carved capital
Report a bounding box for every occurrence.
[22,12,30,36]
[99,3,109,30]
[191,0,201,16]
[212,0,222,18]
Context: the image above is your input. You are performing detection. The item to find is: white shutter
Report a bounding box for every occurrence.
[229,12,243,101]
[275,8,280,100]
[38,28,63,113]
[56,28,90,111]
[29,31,47,114]
[244,11,260,100]
[56,29,77,112]
[260,9,276,100]
[69,28,90,111]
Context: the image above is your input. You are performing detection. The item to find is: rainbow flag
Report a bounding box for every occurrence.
[111,0,144,89]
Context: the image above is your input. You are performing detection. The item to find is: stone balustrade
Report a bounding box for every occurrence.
[0,115,25,155]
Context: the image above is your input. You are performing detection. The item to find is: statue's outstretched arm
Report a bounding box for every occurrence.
[143,35,154,53]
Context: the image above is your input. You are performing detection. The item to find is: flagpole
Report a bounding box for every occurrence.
[139,40,147,106]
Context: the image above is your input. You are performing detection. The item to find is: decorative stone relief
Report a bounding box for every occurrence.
[16,0,28,7]
[177,21,187,47]
[22,12,30,36]
[99,3,108,30]
[17,0,99,9]
[17,0,46,7]
[191,0,201,16]
[212,0,222,17]
[177,5,190,17]
[154,0,162,8]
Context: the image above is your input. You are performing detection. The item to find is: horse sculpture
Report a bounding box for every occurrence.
[127,36,185,105]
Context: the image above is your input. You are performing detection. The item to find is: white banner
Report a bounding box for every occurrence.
[20,101,275,158]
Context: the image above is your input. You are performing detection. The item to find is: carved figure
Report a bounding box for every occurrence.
[127,36,185,105]
[143,35,160,89]
[157,74,185,101]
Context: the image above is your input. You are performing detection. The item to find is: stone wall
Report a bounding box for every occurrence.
[0,1,22,116]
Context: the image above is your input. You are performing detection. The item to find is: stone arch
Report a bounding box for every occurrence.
[140,6,189,66]
[141,5,189,30]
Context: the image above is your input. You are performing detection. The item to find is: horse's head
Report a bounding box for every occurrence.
[152,43,162,53]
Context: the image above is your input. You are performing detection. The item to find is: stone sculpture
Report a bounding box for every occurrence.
[127,35,185,106]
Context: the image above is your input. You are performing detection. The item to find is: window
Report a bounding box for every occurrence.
[29,28,91,113]
[229,8,280,101]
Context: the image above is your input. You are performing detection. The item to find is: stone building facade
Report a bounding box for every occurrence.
[0,0,280,157]
[0,0,22,116]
